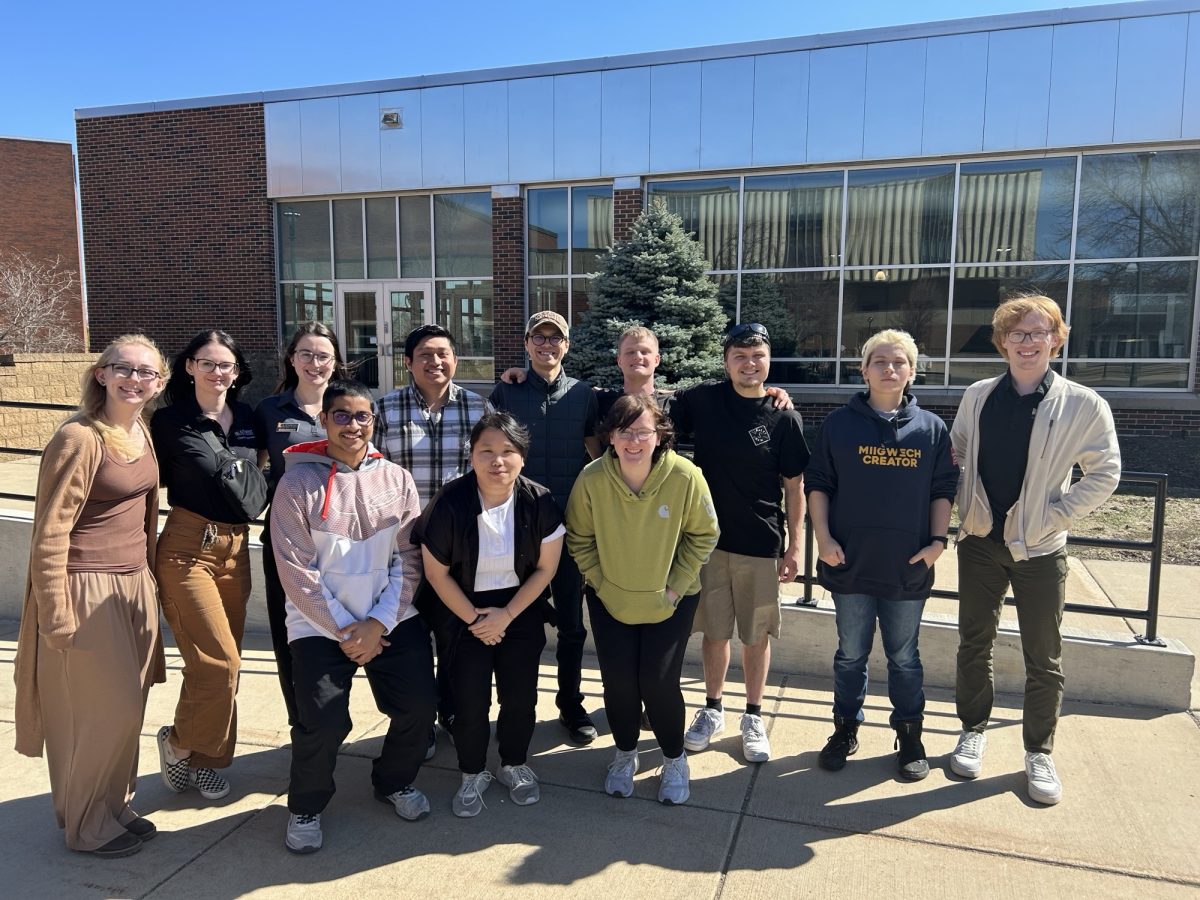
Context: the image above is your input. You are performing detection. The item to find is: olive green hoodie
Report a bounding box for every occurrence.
[566,448,719,625]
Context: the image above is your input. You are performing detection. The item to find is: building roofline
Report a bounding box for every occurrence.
[0,134,75,146]
[75,0,1200,120]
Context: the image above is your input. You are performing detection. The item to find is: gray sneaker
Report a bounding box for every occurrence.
[740,713,771,763]
[497,764,540,806]
[604,749,639,798]
[452,771,494,818]
[285,813,322,854]
[684,708,725,752]
[950,731,988,779]
[376,785,430,821]
[658,753,690,806]
[1025,752,1062,805]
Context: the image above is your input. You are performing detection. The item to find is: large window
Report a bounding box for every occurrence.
[527,184,613,326]
[646,148,1200,391]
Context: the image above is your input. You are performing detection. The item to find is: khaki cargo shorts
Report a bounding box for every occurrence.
[692,548,781,643]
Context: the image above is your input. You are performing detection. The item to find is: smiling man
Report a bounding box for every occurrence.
[950,295,1120,806]
[670,322,809,765]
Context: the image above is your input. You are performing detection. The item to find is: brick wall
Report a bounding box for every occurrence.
[76,104,279,402]
[491,194,526,376]
[613,187,644,243]
[0,139,86,349]
[0,354,92,450]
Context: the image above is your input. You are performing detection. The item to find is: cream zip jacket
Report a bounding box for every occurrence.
[951,371,1121,561]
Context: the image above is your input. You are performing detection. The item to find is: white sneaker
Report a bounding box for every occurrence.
[605,749,639,798]
[684,708,725,752]
[285,813,322,854]
[498,764,540,806]
[452,771,494,818]
[1025,752,1062,805]
[740,713,771,763]
[950,731,987,779]
[376,785,430,821]
[658,753,690,806]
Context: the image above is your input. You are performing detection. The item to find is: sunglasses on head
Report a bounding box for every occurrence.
[724,322,770,346]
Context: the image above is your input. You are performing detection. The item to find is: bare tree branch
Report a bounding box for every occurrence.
[0,249,80,353]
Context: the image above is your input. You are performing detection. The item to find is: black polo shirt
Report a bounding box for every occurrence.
[977,369,1054,542]
[254,389,325,496]
[150,395,259,524]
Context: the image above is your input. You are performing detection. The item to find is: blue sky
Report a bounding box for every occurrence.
[3,0,1124,144]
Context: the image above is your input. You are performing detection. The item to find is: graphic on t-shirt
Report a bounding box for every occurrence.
[748,425,770,446]
[858,445,922,468]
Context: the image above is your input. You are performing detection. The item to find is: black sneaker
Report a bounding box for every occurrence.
[818,717,859,771]
[558,710,598,745]
[894,721,930,781]
[124,817,157,841]
[89,832,143,858]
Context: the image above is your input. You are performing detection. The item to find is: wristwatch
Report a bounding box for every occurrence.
[929,535,949,547]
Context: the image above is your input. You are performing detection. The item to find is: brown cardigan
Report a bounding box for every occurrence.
[13,415,166,757]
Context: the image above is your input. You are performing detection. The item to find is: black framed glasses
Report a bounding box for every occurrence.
[723,322,770,346]
[106,362,161,381]
[293,349,335,366]
[191,357,240,375]
[529,333,565,346]
[329,410,375,426]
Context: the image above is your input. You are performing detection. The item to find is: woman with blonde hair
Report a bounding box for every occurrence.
[15,334,170,858]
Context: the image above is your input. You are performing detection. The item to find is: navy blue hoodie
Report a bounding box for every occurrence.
[804,393,958,601]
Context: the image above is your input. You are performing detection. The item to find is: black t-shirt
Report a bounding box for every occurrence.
[978,370,1052,542]
[671,381,809,558]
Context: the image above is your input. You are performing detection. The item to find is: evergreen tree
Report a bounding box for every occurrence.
[570,198,728,389]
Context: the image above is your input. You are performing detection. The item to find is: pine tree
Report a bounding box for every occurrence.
[570,199,728,390]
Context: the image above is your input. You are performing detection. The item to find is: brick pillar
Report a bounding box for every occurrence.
[613,185,644,243]
[491,187,526,378]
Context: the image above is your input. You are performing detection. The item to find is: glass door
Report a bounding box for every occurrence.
[336,281,431,394]
[382,281,429,389]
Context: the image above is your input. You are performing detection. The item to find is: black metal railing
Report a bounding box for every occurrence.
[794,471,1169,646]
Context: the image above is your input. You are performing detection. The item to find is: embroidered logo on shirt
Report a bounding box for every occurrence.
[658,504,670,519]
[749,425,770,446]
[276,422,300,432]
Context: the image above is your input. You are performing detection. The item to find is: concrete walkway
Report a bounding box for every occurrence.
[1,623,1199,899]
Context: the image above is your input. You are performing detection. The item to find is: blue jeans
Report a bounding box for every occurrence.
[831,593,926,725]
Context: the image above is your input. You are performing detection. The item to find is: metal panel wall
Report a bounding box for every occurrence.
[922,32,988,156]
[553,73,602,180]
[601,67,651,176]
[1114,14,1189,142]
[1047,20,1120,146]
[338,93,381,193]
[299,98,341,195]
[700,57,754,170]
[508,76,555,184]
[379,89,423,190]
[1186,13,1200,139]
[265,101,302,197]
[649,63,702,173]
[420,85,466,187]
[983,27,1052,152]
[751,51,808,167]
[464,81,509,186]
[807,45,866,163]
[863,39,926,160]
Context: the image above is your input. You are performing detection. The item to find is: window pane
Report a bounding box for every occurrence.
[572,185,614,274]
[842,268,950,356]
[1070,262,1196,359]
[528,278,568,320]
[399,195,432,277]
[280,283,334,334]
[768,360,836,384]
[1076,150,1200,259]
[840,360,944,387]
[277,201,331,280]
[528,188,567,276]
[333,199,364,280]
[740,272,839,357]
[343,289,379,390]
[845,166,954,266]
[711,273,736,321]
[957,157,1076,262]
[571,276,598,323]
[647,178,740,270]
[950,264,1069,356]
[366,197,398,279]
[1067,362,1188,389]
[742,171,843,270]
[436,279,493,378]
[949,360,1062,386]
[435,192,492,277]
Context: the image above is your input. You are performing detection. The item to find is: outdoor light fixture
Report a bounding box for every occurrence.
[380,109,403,129]
[873,269,888,282]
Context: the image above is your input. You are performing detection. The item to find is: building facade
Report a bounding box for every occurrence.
[76,1,1200,433]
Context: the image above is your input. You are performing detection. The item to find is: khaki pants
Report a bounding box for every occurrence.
[155,507,251,768]
[38,568,158,851]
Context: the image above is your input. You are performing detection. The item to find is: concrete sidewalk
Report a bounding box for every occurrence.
[1,623,1199,899]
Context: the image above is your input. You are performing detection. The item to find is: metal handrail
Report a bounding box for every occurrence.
[795,471,1169,646]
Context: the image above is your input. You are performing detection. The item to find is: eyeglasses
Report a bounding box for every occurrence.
[724,322,770,346]
[615,428,656,442]
[329,410,375,426]
[528,333,565,346]
[1004,330,1051,345]
[293,350,335,366]
[106,362,160,381]
[191,357,240,375]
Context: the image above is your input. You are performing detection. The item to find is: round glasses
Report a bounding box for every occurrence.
[529,333,565,346]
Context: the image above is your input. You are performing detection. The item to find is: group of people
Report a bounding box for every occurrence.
[14,292,1120,862]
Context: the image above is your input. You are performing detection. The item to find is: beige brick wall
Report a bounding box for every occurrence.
[0,354,91,451]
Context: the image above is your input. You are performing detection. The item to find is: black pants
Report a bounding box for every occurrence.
[450,588,546,774]
[287,616,436,815]
[586,588,699,758]
[552,551,586,715]
[260,521,299,728]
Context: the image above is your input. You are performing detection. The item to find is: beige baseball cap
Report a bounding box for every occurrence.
[526,310,570,339]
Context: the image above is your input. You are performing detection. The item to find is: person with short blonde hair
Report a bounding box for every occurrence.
[860,328,918,372]
[951,294,1120,806]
